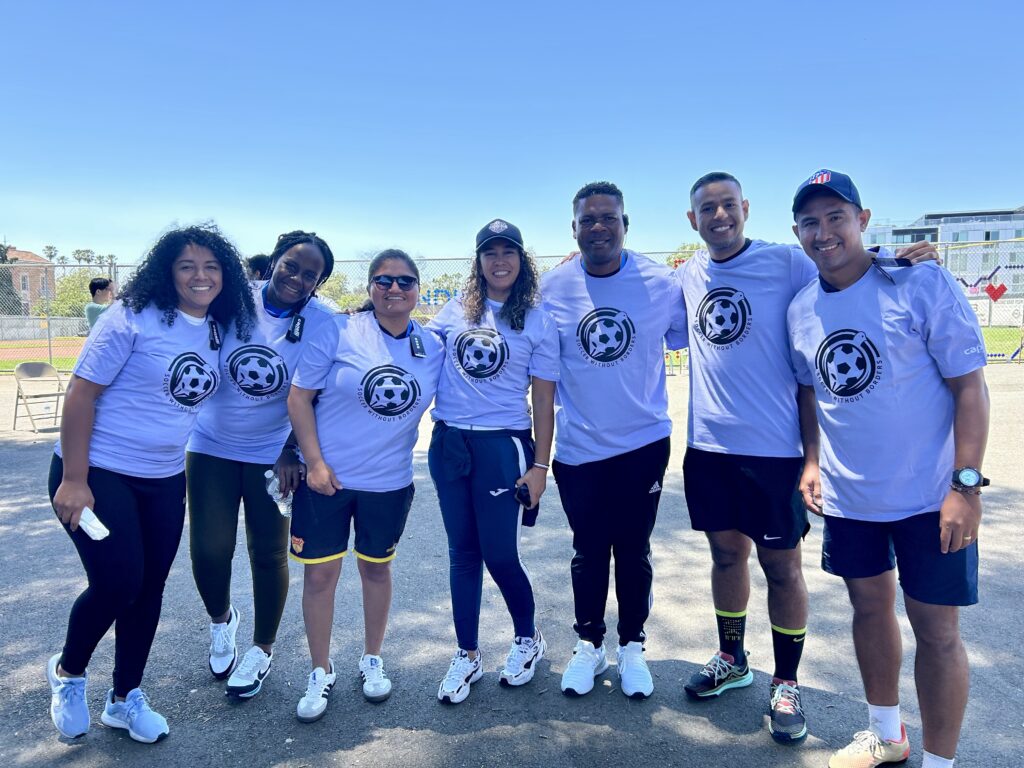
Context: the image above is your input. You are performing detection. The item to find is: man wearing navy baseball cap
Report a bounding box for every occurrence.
[787,169,990,768]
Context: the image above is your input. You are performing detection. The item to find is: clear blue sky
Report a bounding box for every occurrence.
[3,1,1021,264]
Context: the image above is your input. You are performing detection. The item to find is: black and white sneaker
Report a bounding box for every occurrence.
[226,646,272,698]
[437,650,482,704]
[500,631,546,687]
[296,661,336,723]
[208,606,239,679]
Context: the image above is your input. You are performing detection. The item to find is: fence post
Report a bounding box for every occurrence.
[46,316,54,365]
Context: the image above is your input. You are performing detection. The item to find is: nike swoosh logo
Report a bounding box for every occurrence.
[763,535,782,541]
[490,489,510,497]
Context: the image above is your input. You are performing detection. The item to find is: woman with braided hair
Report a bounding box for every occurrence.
[186,231,337,700]
[46,224,255,743]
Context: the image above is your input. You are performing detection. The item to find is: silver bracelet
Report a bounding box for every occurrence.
[533,462,550,470]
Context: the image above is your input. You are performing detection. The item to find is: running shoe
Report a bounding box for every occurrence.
[616,641,653,699]
[560,640,609,697]
[208,606,239,679]
[437,650,482,704]
[46,653,89,738]
[101,688,169,743]
[684,650,753,699]
[768,678,807,743]
[828,725,910,767]
[226,646,273,698]
[500,632,545,687]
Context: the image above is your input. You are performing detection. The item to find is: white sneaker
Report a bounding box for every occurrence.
[616,641,653,699]
[296,661,336,723]
[359,654,392,703]
[500,631,546,687]
[560,640,609,696]
[208,606,239,679]
[226,646,272,698]
[437,650,482,704]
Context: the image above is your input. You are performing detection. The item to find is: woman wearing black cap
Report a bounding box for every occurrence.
[428,219,559,704]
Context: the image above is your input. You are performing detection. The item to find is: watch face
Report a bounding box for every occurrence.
[957,468,981,487]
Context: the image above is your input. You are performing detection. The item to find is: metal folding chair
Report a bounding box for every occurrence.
[12,362,65,432]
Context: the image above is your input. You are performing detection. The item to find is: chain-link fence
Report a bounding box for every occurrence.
[1,243,1019,372]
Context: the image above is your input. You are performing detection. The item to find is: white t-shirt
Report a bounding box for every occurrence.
[56,301,221,478]
[428,297,560,430]
[787,262,987,521]
[188,284,336,464]
[676,240,819,458]
[292,311,444,492]
[540,250,689,465]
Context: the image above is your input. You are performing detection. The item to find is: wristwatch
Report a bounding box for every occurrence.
[951,467,989,495]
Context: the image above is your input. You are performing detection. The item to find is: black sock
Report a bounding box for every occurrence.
[771,625,806,682]
[715,609,746,661]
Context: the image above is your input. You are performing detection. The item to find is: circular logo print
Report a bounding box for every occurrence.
[360,365,421,418]
[815,329,881,398]
[695,287,751,346]
[167,352,219,407]
[576,308,636,364]
[226,345,288,397]
[454,328,509,380]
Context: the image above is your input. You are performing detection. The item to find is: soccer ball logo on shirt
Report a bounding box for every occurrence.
[576,307,636,366]
[814,329,883,400]
[165,352,220,409]
[358,364,422,420]
[695,287,752,348]
[453,328,509,381]
[227,345,288,399]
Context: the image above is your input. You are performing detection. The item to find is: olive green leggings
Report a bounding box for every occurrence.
[186,452,290,646]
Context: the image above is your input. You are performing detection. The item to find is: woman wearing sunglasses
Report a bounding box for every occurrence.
[186,231,337,700]
[429,220,558,704]
[287,249,444,722]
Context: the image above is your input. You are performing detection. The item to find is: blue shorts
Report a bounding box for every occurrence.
[822,512,978,606]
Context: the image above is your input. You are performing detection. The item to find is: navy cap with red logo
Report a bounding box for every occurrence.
[476,219,524,252]
[792,169,862,214]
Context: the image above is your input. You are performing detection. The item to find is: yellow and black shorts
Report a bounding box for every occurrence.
[288,481,414,564]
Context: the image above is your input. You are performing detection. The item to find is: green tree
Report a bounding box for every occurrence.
[422,272,465,304]
[72,248,96,266]
[0,242,23,314]
[45,269,106,317]
[316,272,366,310]
[668,242,703,268]
[42,245,59,262]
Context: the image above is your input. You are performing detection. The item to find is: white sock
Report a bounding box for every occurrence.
[922,751,954,768]
[867,703,903,742]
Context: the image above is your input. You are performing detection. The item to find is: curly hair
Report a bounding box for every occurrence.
[268,231,336,290]
[461,245,540,332]
[119,224,256,341]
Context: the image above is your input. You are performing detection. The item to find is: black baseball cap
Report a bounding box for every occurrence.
[476,219,524,252]
[792,169,862,214]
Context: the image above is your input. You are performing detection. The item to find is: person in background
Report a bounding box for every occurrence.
[187,231,336,699]
[85,278,114,328]
[287,249,444,723]
[247,254,272,281]
[46,224,255,743]
[428,219,558,704]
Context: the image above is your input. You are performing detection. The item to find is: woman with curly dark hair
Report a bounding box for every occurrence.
[428,219,559,704]
[187,231,337,700]
[46,224,254,744]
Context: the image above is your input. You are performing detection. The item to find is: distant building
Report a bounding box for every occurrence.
[864,206,1024,246]
[2,248,56,314]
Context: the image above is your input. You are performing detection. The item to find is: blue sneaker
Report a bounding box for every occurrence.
[101,688,169,743]
[46,653,89,738]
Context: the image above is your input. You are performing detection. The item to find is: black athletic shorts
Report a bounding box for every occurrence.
[683,447,808,550]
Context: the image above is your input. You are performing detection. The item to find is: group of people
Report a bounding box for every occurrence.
[44,170,989,768]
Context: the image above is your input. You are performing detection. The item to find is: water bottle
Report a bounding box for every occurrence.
[264,470,292,518]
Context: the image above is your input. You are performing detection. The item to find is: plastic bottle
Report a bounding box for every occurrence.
[264,470,292,518]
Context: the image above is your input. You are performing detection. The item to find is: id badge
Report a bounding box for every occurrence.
[409,332,426,358]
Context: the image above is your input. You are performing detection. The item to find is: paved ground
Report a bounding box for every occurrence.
[1,366,1021,767]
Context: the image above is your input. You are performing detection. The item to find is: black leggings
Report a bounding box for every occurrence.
[48,454,185,697]
[186,451,290,646]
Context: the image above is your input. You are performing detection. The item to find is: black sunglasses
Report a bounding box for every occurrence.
[371,275,418,290]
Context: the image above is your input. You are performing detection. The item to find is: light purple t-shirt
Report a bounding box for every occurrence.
[56,301,221,478]
[540,250,689,465]
[292,311,444,492]
[428,297,560,430]
[676,240,819,458]
[787,261,987,521]
[188,284,336,464]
